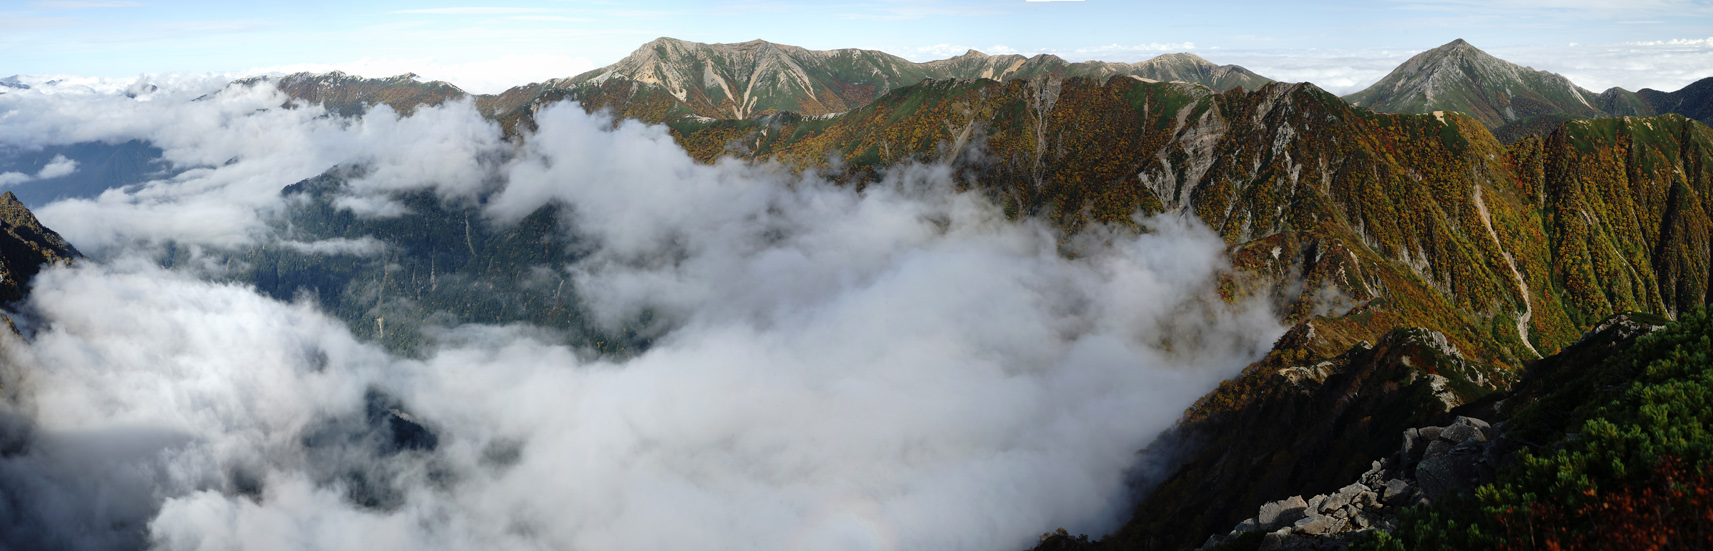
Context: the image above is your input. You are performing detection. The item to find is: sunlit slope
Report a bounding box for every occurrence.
[1344,39,1603,129]
[665,77,1713,549]
[468,38,1270,131]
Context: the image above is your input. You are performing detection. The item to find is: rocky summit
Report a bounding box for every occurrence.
[1344,39,1603,129]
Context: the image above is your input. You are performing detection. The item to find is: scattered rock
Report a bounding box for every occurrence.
[1199,415,1502,550]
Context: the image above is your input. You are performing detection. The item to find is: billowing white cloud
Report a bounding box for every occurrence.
[36,154,76,179]
[0,83,1283,550]
[0,78,505,251]
[1489,39,1713,93]
[280,237,387,257]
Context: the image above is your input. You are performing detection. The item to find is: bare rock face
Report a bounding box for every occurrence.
[1200,415,1508,550]
[1201,458,1411,550]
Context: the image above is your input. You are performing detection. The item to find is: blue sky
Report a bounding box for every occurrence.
[5,0,1713,94]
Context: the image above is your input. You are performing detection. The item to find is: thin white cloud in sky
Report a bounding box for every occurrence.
[35,155,77,179]
[4,0,1712,95]
[390,7,562,15]
[29,0,141,8]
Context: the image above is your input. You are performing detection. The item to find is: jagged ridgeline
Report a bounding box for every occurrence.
[473,38,1271,134]
[237,38,1272,140]
[215,44,1713,548]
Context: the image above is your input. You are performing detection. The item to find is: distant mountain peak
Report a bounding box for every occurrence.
[466,37,1273,129]
[1344,38,1599,128]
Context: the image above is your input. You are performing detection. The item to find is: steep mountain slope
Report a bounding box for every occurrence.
[178,55,1713,547]
[543,37,936,120]
[676,74,1713,377]
[650,76,1713,548]
[1637,75,1713,127]
[1490,78,1713,145]
[1345,39,1603,129]
[1360,309,1710,550]
[473,38,1271,130]
[675,77,1603,363]
[1595,86,1655,117]
[0,191,79,327]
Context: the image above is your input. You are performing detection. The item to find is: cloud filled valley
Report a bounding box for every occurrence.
[0,79,1284,550]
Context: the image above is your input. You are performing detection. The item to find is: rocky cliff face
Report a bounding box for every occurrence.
[558,37,937,119]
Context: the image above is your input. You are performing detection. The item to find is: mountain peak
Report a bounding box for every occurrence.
[534,37,1272,123]
[1143,52,1214,67]
[1431,38,1484,57]
[1344,38,1599,127]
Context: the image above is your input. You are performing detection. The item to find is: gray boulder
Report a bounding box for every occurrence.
[1439,420,1486,445]
[1381,478,1414,506]
[1257,495,1309,529]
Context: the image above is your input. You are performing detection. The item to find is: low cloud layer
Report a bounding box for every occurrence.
[0,77,505,252]
[1219,39,1713,96]
[0,81,1282,550]
[0,154,79,187]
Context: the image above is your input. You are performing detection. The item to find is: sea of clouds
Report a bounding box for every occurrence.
[0,78,1281,550]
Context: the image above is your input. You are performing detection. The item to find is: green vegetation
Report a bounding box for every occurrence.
[177,169,655,358]
[1358,308,1713,550]
[239,65,1713,549]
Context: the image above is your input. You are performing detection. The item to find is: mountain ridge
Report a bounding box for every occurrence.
[1344,39,1603,129]
[230,37,1713,142]
[470,37,1271,130]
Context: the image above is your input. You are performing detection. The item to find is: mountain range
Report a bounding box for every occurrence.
[238,37,1712,142]
[1343,38,1713,142]
[240,37,1270,134]
[227,42,1713,547]
[3,36,1713,550]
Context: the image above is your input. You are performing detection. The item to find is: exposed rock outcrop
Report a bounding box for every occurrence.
[1200,415,1505,550]
[0,191,79,307]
